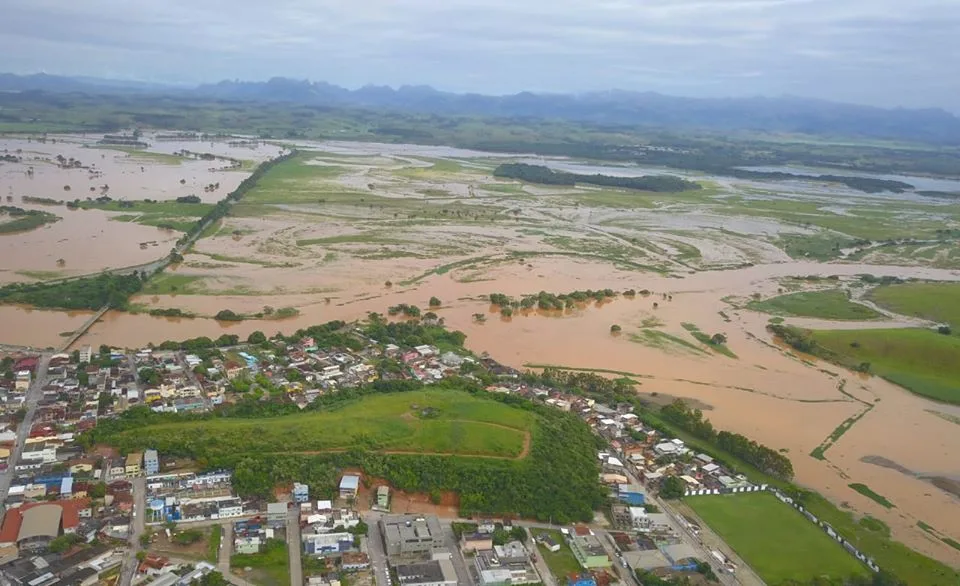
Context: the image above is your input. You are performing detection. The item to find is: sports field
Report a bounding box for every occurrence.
[108,389,534,459]
[686,493,867,585]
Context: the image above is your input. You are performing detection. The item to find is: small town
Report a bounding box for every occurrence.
[0,320,883,586]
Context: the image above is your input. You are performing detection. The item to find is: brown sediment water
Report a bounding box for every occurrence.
[4,135,960,565]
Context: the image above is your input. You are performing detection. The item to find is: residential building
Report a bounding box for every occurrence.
[475,541,540,585]
[341,552,370,571]
[235,536,262,555]
[302,532,353,556]
[144,449,160,475]
[394,558,457,586]
[339,475,360,499]
[293,482,310,504]
[569,531,611,569]
[125,452,142,476]
[380,515,445,557]
[267,502,287,528]
[460,532,493,553]
[79,346,93,364]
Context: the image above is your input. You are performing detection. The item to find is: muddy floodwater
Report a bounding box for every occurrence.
[2,135,960,566]
[0,134,283,282]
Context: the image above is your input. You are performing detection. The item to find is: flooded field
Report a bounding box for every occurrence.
[2,136,960,565]
[0,134,282,282]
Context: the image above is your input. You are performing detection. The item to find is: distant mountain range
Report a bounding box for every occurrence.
[3,73,960,144]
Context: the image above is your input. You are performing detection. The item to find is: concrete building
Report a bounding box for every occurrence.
[380,515,445,557]
[339,475,360,499]
[293,482,310,504]
[394,558,457,586]
[569,532,611,569]
[125,452,142,477]
[79,346,93,364]
[302,532,353,556]
[267,502,287,528]
[144,449,160,475]
[475,541,540,585]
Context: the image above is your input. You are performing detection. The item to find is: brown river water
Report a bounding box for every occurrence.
[2,134,959,565]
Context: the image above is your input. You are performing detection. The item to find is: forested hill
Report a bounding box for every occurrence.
[493,163,700,192]
[3,73,960,144]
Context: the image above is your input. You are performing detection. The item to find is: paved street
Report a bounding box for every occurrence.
[287,506,303,586]
[439,523,473,585]
[363,514,390,586]
[0,353,50,504]
[219,522,233,575]
[119,476,147,586]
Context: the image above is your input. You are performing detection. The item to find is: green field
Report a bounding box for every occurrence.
[105,389,534,458]
[531,528,582,580]
[231,538,289,586]
[811,328,960,404]
[748,290,882,320]
[687,493,867,584]
[868,282,960,326]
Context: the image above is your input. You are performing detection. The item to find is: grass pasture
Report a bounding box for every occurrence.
[530,528,582,580]
[748,290,882,320]
[686,493,867,584]
[811,328,960,404]
[105,389,535,459]
[867,282,960,327]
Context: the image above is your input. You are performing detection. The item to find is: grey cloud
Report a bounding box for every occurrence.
[0,0,957,110]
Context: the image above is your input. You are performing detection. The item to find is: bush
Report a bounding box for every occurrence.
[610,324,622,333]
[215,309,242,321]
[429,296,442,307]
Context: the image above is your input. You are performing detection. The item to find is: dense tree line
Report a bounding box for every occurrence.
[175,195,202,203]
[364,314,466,349]
[660,400,794,480]
[85,377,604,523]
[0,272,144,310]
[493,163,700,193]
[489,289,618,312]
[723,169,913,193]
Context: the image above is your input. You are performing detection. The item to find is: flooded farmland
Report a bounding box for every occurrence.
[2,136,960,566]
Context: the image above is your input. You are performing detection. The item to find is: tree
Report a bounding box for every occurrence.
[938,325,952,335]
[215,309,242,321]
[709,333,727,345]
[659,476,685,499]
[610,324,622,333]
[247,331,267,344]
[429,296,442,307]
[473,313,486,323]
[89,482,107,498]
[99,344,111,355]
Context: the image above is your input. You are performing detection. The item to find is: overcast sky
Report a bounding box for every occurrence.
[2,0,958,110]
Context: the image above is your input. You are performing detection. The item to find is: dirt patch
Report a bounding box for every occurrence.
[147,528,212,562]
[354,475,460,518]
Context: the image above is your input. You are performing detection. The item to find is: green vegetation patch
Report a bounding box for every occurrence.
[681,323,737,358]
[748,290,882,320]
[867,282,960,327]
[686,493,868,584]
[0,206,59,234]
[0,272,144,310]
[141,273,207,295]
[231,538,289,586]
[628,329,707,356]
[811,328,960,405]
[103,389,533,459]
[848,483,895,509]
[798,492,959,585]
[530,528,582,580]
